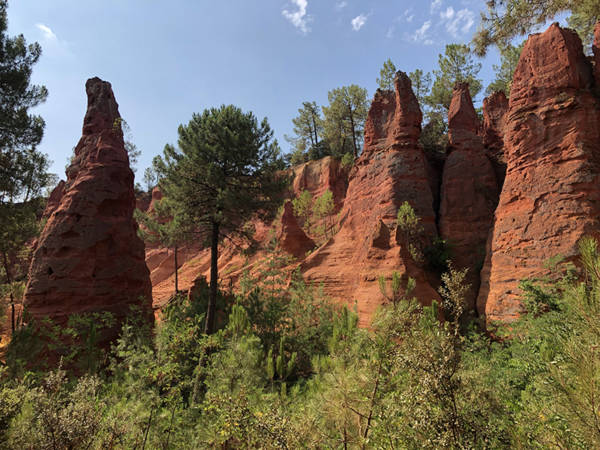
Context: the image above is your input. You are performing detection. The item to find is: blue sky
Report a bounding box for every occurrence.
[8,0,502,180]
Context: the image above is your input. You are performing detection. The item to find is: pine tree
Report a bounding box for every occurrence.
[376,59,397,91]
[0,0,53,332]
[286,101,324,155]
[426,44,482,113]
[156,105,287,334]
[486,43,524,96]
[322,85,369,158]
[473,0,600,56]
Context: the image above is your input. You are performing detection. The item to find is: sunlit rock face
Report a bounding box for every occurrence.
[477,23,600,323]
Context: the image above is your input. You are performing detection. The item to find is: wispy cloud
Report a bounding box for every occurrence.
[282,0,312,34]
[35,23,57,41]
[439,7,475,37]
[430,0,443,13]
[403,8,415,23]
[335,1,348,11]
[407,20,434,45]
[351,13,368,31]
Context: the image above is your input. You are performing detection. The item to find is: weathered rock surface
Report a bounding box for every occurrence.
[481,91,509,188]
[439,83,498,309]
[477,23,600,323]
[149,158,349,308]
[42,180,66,221]
[277,201,315,258]
[302,72,440,326]
[24,78,153,343]
[292,156,349,208]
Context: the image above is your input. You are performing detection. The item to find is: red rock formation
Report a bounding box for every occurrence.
[277,201,315,259]
[302,72,440,326]
[292,156,349,209]
[477,23,600,323]
[24,78,153,346]
[439,83,498,309]
[42,180,66,220]
[481,91,509,187]
[149,158,349,308]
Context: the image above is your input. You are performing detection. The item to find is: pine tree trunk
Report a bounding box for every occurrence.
[205,221,219,334]
[174,245,179,294]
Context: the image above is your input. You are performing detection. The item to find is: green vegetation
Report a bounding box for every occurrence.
[4,238,600,447]
[426,44,483,113]
[154,105,287,334]
[487,42,525,96]
[376,58,397,91]
[287,85,369,164]
[323,85,370,159]
[473,0,600,55]
[0,0,54,335]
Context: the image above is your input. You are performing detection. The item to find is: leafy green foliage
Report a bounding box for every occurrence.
[376,58,397,91]
[340,151,354,168]
[426,44,483,113]
[0,0,54,334]
[487,42,524,96]
[473,0,600,56]
[322,85,369,158]
[285,101,324,156]
[156,104,287,334]
[313,189,335,239]
[397,201,425,262]
[292,189,312,230]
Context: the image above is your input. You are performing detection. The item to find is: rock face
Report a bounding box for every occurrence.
[477,23,600,322]
[24,78,153,344]
[292,156,349,208]
[42,181,66,220]
[439,83,498,310]
[481,91,509,188]
[277,201,315,259]
[302,72,440,326]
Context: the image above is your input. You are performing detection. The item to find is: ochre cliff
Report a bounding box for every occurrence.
[24,78,153,348]
[301,72,440,326]
[439,83,498,310]
[143,23,600,328]
[477,23,600,323]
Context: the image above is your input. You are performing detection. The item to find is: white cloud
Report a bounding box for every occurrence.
[403,8,415,23]
[411,20,432,43]
[35,23,57,41]
[440,7,475,37]
[440,7,454,20]
[282,0,312,34]
[430,0,443,13]
[351,13,368,31]
[335,1,348,10]
[386,27,394,39]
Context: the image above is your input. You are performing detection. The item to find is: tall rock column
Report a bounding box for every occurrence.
[439,83,498,310]
[481,91,509,189]
[24,78,153,349]
[301,72,440,326]
[477,23,600,323]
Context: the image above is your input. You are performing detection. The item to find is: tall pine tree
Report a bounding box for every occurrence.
[0,0,53,332]
[156,105,287,334]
